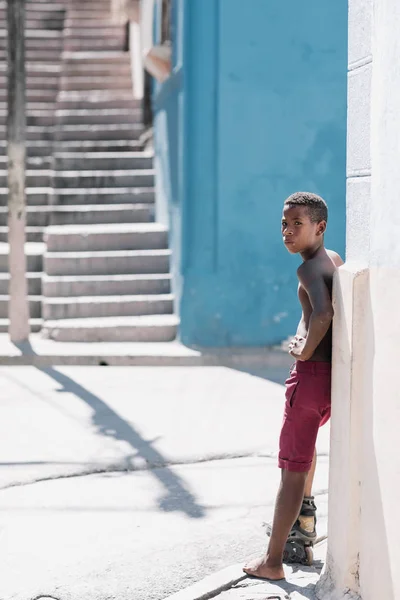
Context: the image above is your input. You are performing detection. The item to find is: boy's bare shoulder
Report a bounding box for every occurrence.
[326,249,344,267]
[296,259,320,282]
[297,249,343,281]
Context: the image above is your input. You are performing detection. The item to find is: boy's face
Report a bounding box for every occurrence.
[281,205,325,254]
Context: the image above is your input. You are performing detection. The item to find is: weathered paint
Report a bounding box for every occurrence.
[153,0,347,346]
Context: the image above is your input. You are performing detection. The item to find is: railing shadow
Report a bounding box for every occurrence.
[12,341,206,519]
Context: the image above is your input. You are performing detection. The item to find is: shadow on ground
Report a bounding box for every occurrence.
[12,341,206,519]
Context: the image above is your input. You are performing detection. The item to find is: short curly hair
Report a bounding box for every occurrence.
[284,191,328,223]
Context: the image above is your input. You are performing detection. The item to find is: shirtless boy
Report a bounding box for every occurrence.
[244,191,344,580]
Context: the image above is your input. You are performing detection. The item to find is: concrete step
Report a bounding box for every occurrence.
[19,4,64,9]
[52,140,142,153]
[63,0,112,5]
[52,186,154,205]
[53,169,154,188]
[0,317,42,333]
[0,90,57,103]
[0,38,62,51]
[63,0,111,5]
[0,50,62,62]
[45,223,168,252]
[62,63,131,77]
[0,28,62,39]
[0,27,62,37]
[66,10,111,17]
[60,76,131,91]
[0,127,55,142]
[0,101,57,111]
[0,187,52,206]
[0,242,44,272]
[44,248,171,276]
[64,0,111,4]
[64,20,122,30]
[57,6,110,12]
[12,0,65,4]
[0,170,51,187]
[0,156,52,169]
[42,293,174,320]
[62,51,130,64]
[53,187,154,205]
[0,294,42,318]
[0,18,64,30]
[55,109,140,125]
[0,208,50,227]
[65,0,113,7]
[0,272,42,295]
[0,141,53,157]
[0,76,59,90]
[0,1,65,14]
[54,151,152,170]
[64,39,125,52]
[42,273,171,298]
[55,124,142,141]
[65,11,113,21]
[50,204,152,225]
[0,226,44,243]
[41,314,179,342]
[66,12,113,21]
[64,28,125,39]
[57,91,139,110]
[0,63,61,75]
[0,205,152,227]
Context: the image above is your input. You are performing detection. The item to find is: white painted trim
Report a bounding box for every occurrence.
[140,0,155,57]
[129,21,144,100]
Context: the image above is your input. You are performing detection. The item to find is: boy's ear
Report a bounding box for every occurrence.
[317,220,327,236]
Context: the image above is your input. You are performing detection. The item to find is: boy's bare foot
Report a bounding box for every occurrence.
[243,554,285,580]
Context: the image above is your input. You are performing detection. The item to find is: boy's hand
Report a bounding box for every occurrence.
[288,336,311,361]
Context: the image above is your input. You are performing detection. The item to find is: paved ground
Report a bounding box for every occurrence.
[0,365,330,600]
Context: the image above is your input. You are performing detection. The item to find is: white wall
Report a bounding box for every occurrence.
[317,0,400,598]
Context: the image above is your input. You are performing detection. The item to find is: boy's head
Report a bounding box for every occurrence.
[282,192,328,255]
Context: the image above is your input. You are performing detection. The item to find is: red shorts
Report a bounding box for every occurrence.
[278,361,331,473]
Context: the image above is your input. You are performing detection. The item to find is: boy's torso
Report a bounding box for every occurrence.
[297,249,341,362]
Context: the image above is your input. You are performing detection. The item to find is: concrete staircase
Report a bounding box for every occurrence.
[0,0,178,341]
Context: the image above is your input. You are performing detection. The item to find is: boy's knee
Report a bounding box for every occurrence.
[281,468,309,483]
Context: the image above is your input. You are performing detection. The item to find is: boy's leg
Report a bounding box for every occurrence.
[243,363,330,579]
[243,468,308,580]
[304,449,317,497]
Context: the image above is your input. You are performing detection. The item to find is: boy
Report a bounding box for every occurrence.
[243,191,343,580]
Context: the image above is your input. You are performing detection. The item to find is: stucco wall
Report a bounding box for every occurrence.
[179,0,347,346]
[318,0,400,598]
[360,0,400,596]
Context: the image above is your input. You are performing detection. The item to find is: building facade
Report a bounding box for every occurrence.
[151,0,348,346]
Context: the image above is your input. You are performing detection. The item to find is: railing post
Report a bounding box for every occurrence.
[7,0,30,343]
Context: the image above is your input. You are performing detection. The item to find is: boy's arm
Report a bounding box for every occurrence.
[292,263,334,361]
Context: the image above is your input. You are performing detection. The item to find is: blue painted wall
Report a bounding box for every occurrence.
[154,0,347,347]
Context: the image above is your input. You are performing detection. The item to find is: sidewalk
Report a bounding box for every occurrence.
[0,363,330,599]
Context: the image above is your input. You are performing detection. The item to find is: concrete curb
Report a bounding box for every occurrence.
[0,354,288,367]
[164,539,328,600]
[164,563,247,600]
[0,336,292,367]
